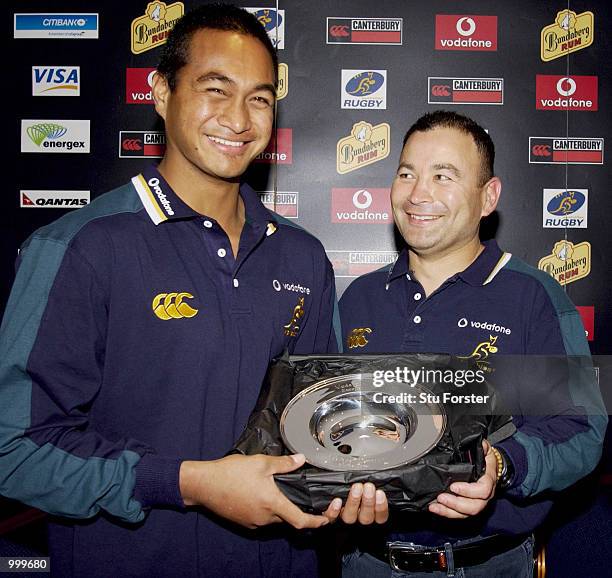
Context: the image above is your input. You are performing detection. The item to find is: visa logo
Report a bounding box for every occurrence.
[32,66,80,96]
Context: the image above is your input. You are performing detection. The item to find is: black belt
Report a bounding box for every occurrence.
[362,533,529,573]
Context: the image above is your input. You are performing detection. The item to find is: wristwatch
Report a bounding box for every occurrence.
[491,446,514,490]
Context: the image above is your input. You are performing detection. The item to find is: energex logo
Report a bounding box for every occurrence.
[126,68,156,104]
[536,75,598,111]
[341,70,387,109]
[435,15,497,51]
[20,190,90,208]
[32,66,80,96]
[21,120,90,153]
[542,189,588,228]
[529,137,603,164]
[331,188,392,224]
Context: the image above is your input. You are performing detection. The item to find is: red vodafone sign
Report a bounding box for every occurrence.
[536,75,598,111]
[435,15,497,51]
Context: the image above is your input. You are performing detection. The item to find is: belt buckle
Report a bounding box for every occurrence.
[386,541,448,573]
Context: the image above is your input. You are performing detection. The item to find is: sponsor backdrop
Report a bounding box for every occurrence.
[3,1,611,574]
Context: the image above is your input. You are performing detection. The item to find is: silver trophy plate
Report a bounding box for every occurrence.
[280,373,446,471]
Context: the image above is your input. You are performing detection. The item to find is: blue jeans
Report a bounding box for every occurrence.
[342,535,534,578]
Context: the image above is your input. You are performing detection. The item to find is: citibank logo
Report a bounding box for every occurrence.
[152,292,198,320]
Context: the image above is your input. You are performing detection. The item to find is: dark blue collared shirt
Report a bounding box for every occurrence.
[340,240,605,544]
[0,166,338,577]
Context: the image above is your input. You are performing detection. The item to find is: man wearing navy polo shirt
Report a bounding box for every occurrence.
[339,111,606,577]
[0,5,348,577]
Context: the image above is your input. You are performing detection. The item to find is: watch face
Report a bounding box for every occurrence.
[280,373,446,471]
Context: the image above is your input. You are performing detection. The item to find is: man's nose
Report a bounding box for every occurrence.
[408,177,434,204]
[218,98,251,133]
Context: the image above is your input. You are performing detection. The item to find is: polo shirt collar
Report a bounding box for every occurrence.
[133,165,200,223]
[458,240,511,285]
[386,240,511,288]
[132,165,277,235]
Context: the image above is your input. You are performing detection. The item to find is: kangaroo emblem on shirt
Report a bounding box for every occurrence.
[466,335,498,360]
[283,297,305,337]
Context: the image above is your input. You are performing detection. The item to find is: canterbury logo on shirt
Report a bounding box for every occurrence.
[152,292,199,320]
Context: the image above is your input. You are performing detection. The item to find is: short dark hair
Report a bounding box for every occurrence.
[402,111,495,186]
[157,3,278,91]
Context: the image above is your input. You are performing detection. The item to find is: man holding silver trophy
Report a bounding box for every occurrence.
[336,111,607,576]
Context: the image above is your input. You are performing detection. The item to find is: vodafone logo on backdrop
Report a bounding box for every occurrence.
[435,15,497,51]
[331,188,392,223]
[126,68,156,104]
[536,75,598,111]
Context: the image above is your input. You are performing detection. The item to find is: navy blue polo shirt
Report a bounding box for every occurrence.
[340,240,605,544]
[0,165,338,577]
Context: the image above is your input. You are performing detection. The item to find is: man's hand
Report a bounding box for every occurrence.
[428,440,497,519]
[323,482,389,525]
[179,453,329,530]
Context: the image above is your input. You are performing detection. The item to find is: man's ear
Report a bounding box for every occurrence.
[152,71,170,120]
[481,177,501,217]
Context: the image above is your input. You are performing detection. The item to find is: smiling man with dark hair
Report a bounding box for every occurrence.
[0,5,341,577]
[339,110,606,577]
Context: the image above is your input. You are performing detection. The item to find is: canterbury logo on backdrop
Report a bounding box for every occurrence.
[152,292,199,320]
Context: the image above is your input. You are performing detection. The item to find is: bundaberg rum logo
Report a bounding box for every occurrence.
[131,2,184,55]
[538,240,591,286]
[277,63,288,100]
[336,121,390,174]
[152,292,198,320]
[541,10,594,62]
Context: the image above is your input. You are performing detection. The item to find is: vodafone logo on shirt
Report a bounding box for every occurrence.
[536,75,598,111]
[435,15,497,51]
[126,68,156,104]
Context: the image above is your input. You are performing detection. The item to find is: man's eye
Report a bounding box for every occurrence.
[207,87,225,95]
[435,174,451,181]
[252,96,272,106]
[397,172,413,179]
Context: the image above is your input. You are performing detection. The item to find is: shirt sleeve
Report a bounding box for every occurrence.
[0,233,182,523]
[496,282,607,497]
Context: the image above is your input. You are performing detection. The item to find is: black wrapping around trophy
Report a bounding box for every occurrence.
[232,353,514,512]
